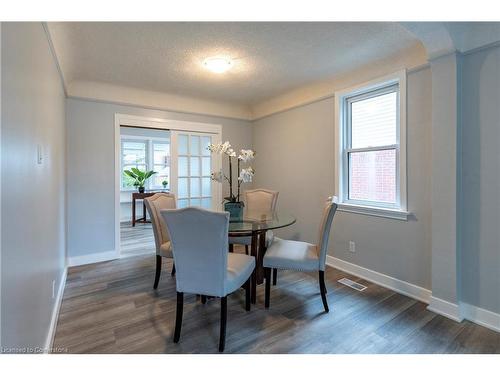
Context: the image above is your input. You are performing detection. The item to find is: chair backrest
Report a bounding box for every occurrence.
[316,196,338,271]
[161,207,230,297]
[144,193,176,253]
[244,189,279,219]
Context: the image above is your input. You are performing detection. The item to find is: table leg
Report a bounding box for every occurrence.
[250,231,258,304]
[143,201,147,223]
[256,231,266,284]
[132,197,136,227]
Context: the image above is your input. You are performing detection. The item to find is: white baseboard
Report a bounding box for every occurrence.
[326,255,431,303]
[427,295,463,322]
[67,250,119,267]
[44,267,67,353]
[462,303,500,333]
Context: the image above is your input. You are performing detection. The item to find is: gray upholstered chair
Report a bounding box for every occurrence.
[229,189,279,255]
[263,197,338,312]
[161,207,255,352]
[144,193,176,289]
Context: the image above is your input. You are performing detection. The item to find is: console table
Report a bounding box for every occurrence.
[131,190,168,226]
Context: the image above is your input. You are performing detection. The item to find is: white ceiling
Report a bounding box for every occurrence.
[47,22,423,107]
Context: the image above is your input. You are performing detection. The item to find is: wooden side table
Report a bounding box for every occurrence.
[131,191,165,226]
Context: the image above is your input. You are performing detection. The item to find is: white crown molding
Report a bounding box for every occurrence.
[67,80,253,121]
[251,45,427,120]
[42,22,67,97]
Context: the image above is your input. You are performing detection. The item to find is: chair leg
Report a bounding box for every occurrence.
[153,255,162,289]
[229,244,234,253]
[244,277,251,311]
[264,267,271,309]
[201,295,207,304]
[171,262,176,276]
[245,245,249,255]
[219,296,227,352]
[319,270,329,313]
[272,268,277,285]
[173,292,184,343]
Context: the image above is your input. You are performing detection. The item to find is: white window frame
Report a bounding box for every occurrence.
[120,135,170,191]
[334,70,409,220]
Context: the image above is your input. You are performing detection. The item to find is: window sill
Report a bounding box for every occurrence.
[337,203,410,221]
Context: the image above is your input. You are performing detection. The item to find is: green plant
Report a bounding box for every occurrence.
[162,180,168,188]
[123,168,157,188]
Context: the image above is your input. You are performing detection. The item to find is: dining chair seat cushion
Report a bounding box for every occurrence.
[159,241,172,257]
[228,230,274,247]
[263,237,319,272]
[226,253,255,295]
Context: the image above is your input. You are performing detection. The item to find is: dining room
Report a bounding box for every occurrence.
[1,4,500,371]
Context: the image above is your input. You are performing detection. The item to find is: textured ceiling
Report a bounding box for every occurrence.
[47,22,423,106]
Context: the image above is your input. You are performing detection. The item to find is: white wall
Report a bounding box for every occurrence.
[1,23,66,350]
[461,44,500,314]
[66,98,253,261]
[253,66,432,289]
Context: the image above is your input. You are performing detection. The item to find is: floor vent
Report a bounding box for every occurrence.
[338,277,367,291]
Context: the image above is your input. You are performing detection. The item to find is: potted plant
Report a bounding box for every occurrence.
[208,141,255,220]
[162,180,168,189]
[123,168,157,193]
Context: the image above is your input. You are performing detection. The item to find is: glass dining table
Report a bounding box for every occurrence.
[228,212,296,303]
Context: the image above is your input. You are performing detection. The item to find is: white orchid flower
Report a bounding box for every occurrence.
[238,149,255,163]
[238,167,254,183]
[220,141,231,154]
[211,170,223,182]
[207,142,221,153]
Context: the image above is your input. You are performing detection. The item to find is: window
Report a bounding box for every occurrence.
[335,71,408,220]
[121,137,170,191]
[151,141,170,189]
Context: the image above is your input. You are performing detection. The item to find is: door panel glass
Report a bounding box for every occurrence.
[201,198,212,209]
[178,156,189,177]
[202,157,211,176]
[201,136,211,156]
[202,177,211,196]
[190,177,200,197]
[175,132,215,209]
[178,177,189,199]
[178,134,189,155]
[177,199,189,208]
[190,157,200,176]
[190,135,200,156]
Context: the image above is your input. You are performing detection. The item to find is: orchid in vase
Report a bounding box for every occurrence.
[208,141,255,219]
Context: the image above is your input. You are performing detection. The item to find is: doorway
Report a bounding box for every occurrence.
[114,114,222,258]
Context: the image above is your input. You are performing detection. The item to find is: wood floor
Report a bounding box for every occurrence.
[120,222,155,257]
[53,250,500,354]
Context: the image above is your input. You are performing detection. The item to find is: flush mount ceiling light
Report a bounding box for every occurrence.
[203,57,233,74]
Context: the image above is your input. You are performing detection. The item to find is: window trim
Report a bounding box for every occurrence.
[120,134,170,191]
[334,70,409,220]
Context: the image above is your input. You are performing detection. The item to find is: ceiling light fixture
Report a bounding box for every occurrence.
[203,57,233,74]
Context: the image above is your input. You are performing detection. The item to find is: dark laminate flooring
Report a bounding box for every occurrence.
[53,249,500,354]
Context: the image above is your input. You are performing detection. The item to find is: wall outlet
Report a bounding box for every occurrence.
[349,241,356,253]
[52,280,56,299]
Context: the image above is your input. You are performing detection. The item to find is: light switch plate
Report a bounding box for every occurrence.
[37,144,43,164]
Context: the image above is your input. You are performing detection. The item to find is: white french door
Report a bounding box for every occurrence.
[170,131,222,210]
